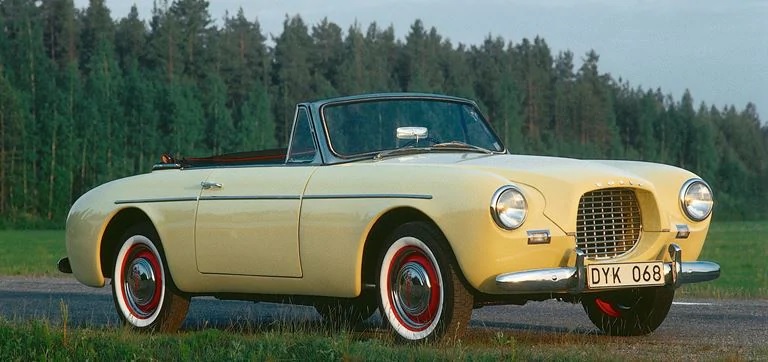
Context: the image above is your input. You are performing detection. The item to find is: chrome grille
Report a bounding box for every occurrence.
[576,188,642,259]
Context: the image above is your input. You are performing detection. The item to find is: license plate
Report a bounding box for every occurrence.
[586,262,665,289]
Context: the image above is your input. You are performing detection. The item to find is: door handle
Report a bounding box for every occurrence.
[201,181,222,190]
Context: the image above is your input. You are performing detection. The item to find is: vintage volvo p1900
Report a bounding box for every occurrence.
[59,93,720,341]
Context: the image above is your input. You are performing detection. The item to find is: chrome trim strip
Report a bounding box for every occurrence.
[115,197,198,204]
[303,194,432,200]
[121,194,434,204]
[199,195,300,201]
[152,163,182,171]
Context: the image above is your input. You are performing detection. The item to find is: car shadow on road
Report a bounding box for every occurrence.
[1,290,600,341]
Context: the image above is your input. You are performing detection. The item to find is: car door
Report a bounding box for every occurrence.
[194,166,316,277]
[194,106,320,277]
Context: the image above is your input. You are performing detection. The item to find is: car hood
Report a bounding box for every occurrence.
[374,152,693,232]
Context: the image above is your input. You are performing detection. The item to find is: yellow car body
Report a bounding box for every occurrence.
[61,93,719,341]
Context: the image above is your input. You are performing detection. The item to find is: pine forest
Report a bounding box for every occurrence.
[0,0,766,227]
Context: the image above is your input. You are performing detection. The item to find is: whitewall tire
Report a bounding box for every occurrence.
[377,222,473,342]
[111,225,189,332]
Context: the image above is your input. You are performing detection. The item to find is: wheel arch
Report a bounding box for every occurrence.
[100,207,155,278]
[360,207,474,294]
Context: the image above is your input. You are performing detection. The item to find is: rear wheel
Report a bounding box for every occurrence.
[111,224,189,332]
[377,222,473,342]
[581,286,674,336]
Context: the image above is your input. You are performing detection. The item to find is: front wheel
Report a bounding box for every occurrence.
[581,286,674,336]
[377,222,473,342]
[111,224,190,332]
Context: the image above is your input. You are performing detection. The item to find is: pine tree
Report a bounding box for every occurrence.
[202,71,235,154]
[364,23,398,92]
[551,50,576,155]
[272,15,313,144]
[239,83,277,150]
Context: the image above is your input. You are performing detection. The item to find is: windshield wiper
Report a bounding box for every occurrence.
[431,141,494,155]
[374,147,432,160]
[374,142,495,160]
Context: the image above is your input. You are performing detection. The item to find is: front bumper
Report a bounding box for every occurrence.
[495,244,720,294]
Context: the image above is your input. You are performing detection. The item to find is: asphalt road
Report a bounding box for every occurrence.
[1,276,766,358]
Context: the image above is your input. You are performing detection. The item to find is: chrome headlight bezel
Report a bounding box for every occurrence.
[679,179,713,222]
[491,185,528,230]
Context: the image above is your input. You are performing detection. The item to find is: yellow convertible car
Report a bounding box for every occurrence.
[59,93,719,341]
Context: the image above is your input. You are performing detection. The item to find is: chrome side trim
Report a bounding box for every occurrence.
[117,194,433,204]
[495,244,720,294]
[303,194,433,200]
[199,195,300,201]
[115,197,198,204]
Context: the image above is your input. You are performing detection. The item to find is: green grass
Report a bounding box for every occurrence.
[3,318,762,361]
[0,230,66,276]
[0,319,597,361]
[678,220,768,298]
[1,221,766,297]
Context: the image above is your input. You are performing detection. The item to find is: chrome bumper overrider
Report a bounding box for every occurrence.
[495,244,720,294]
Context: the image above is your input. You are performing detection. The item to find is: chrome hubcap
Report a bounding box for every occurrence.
[394,261,432,318]
[388,246,440,331]
[125,255,157,316]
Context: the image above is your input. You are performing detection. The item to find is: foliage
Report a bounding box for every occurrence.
[0,0,766,227]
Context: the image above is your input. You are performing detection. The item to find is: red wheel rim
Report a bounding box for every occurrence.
[595,297,622,318]
[120,243,163,319]
[387,245,441,332]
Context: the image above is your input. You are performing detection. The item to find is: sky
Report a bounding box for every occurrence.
[75,0,767,119]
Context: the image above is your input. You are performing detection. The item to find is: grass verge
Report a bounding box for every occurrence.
[0,230,66,276]
[1,221,766,297]
[678,221,768,298]
[0,318,596,361]
[4,317,763,361]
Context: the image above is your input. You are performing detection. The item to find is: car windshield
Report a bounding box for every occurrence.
[322,97,504,158]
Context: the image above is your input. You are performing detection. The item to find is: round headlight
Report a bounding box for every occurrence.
[491,186,528,230]
[680,179,713,221]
